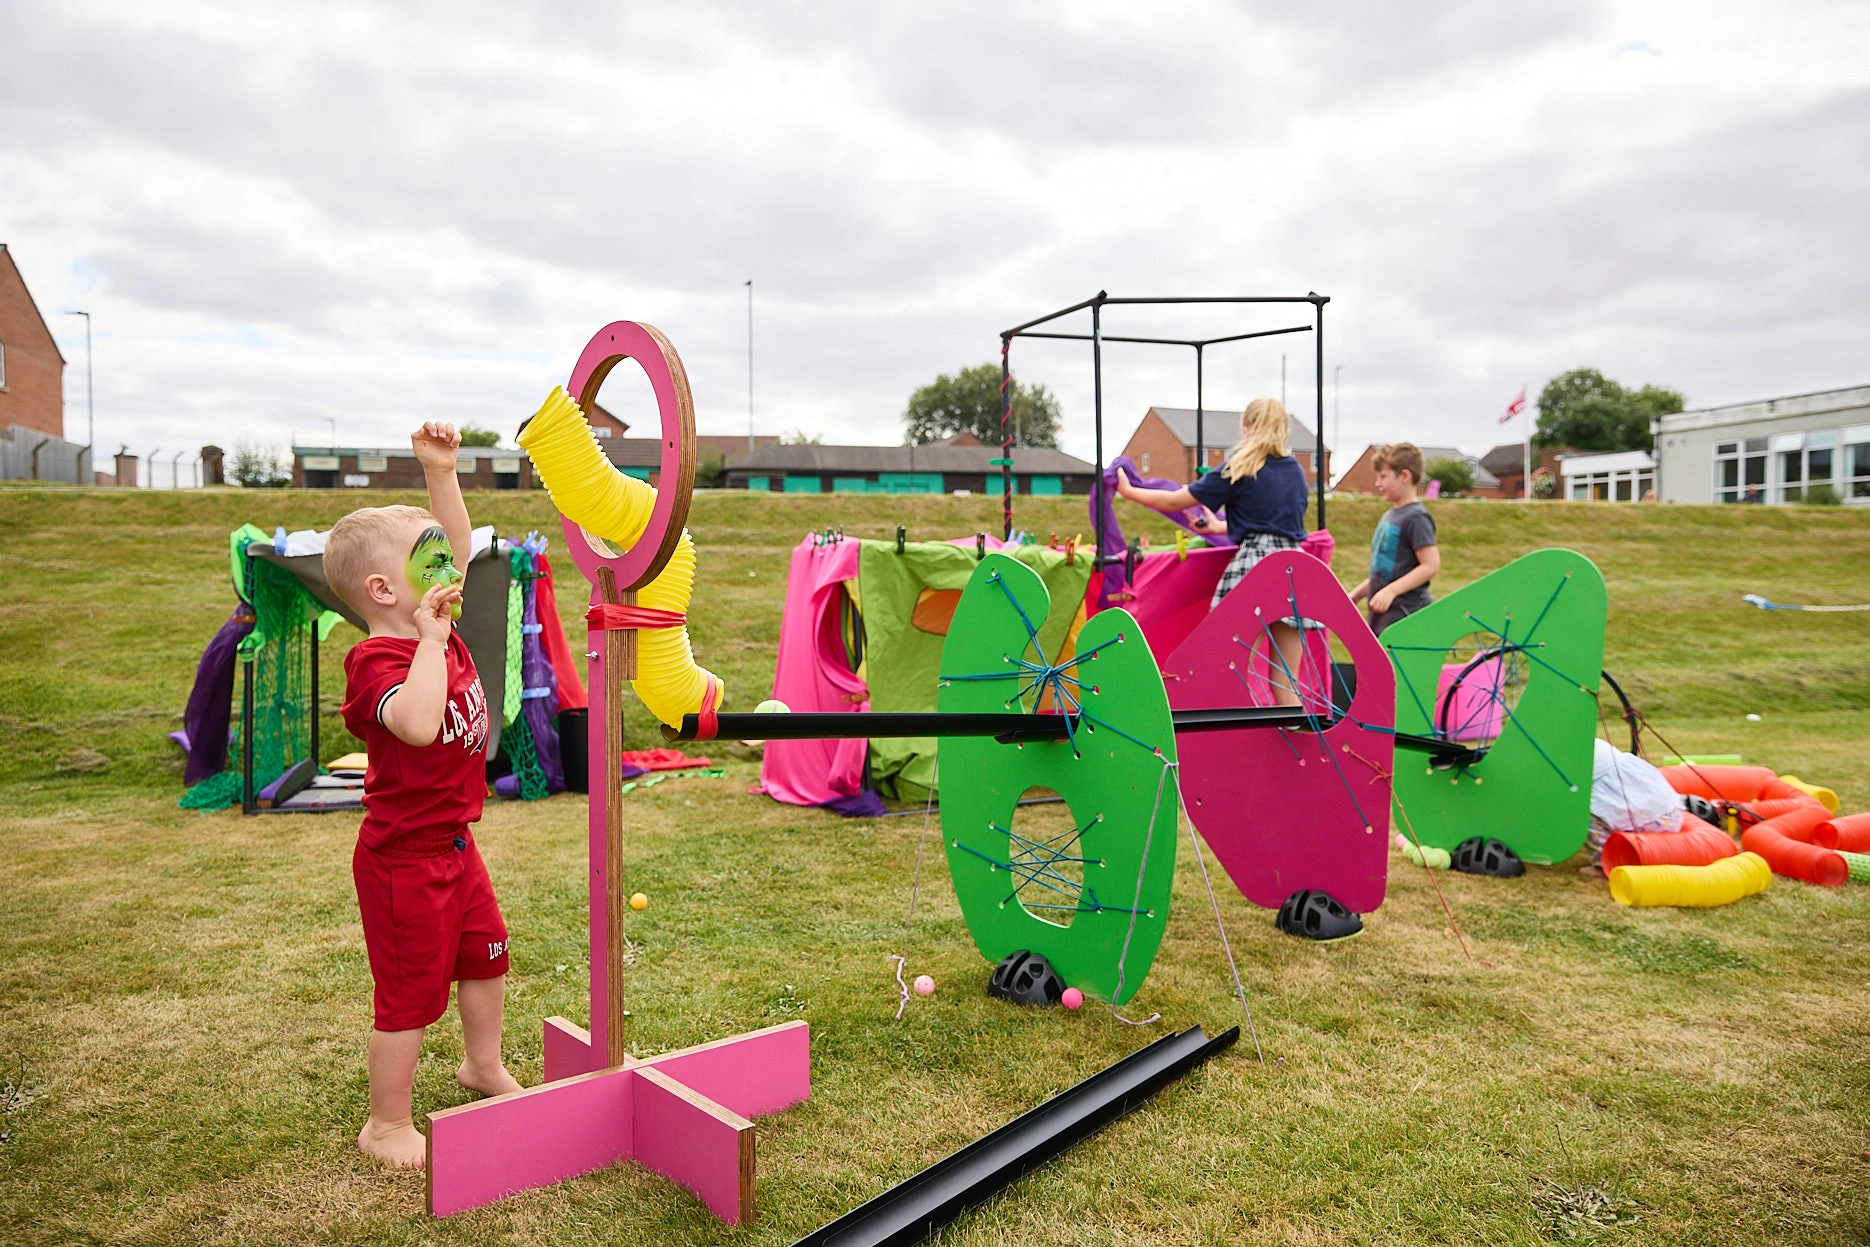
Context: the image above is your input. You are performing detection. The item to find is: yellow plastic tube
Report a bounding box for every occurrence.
[1777,775,1840,814]
[1608,850,1772,908]
[518,387,723,726]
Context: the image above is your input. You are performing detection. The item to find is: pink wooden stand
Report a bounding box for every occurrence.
[425,322,810,1222]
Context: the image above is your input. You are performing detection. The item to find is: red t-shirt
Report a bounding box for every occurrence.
[341,630,490,854]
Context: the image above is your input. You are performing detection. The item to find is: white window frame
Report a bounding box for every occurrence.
[0,341,7,389]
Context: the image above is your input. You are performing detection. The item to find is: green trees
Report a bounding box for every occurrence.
[1534,369,1682,451]
[1423,456,1476,495]
[903,364,1061,447]
[458,424,502,447]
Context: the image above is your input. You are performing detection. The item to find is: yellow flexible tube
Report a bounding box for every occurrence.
[1777,775,1840,813]
[1608,850,1772,908]
[518,387,723,726]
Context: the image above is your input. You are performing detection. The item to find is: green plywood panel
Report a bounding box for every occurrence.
[938,554,1178,1004]
[1381,548,1607,865]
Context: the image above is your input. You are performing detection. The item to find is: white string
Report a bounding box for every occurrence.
[889,758,939,1021]
[1172,763,1265,1065]
[1106,758,1169,1026]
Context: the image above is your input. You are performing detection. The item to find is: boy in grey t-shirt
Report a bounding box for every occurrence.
[1350,442,1441,635]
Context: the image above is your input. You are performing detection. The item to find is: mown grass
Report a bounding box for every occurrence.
[3,487,1869,1245]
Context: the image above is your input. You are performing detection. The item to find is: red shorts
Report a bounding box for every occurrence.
[353,834,509,1031]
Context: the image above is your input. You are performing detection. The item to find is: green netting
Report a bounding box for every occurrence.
[504,550,525,727]
[502,706,549,801]
[179,541,320,812]
[1842,851,1870,884]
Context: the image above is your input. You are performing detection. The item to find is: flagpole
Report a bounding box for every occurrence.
[1522,381,1531,500]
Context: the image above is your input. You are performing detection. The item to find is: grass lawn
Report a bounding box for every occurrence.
[3,485,1869,1245]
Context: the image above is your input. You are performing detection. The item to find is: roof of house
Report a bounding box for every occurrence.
[1479,442,1543,475]
[1147,407,1317,453]
[725,442,1095,475]
[601,437,665,469]
[1343,443,1500,489]
[0,244,68,365]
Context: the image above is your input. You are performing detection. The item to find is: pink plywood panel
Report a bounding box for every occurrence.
[634,1067,755,1225]
[636,1021,810,1120]
[542,1016,598,1082]
[1167,551,1397,913]
[426,1064,635,1217]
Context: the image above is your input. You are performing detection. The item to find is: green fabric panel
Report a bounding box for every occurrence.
[833,477,880,493]
[746,476,769,491]
[1027,475,1063,495]
[856,539,1092,801]
[229,524,269,601]
[618,465,651,480]
[783,476,822,494]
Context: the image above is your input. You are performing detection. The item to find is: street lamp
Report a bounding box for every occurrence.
[1333,365,1343,486]
[64,311,92,482]
[745,279,754,456]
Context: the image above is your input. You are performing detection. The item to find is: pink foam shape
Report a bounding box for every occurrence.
[1166,550,1397,913]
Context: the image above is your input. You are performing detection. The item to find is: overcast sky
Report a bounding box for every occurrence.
[3,0,1866,478]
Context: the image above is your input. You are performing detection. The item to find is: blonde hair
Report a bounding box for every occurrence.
[325,504,437,611]
[1221,398,1292,482]
[1372,442,1425,486]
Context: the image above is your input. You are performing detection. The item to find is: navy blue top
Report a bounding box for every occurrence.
[1187,454,1309,542]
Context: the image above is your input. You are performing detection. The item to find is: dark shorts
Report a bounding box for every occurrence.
[1368,595,1430,636]
[353,834,509,1031]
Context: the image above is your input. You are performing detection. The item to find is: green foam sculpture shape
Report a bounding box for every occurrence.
[938,554,1177,1005]
[1381,548,1607,865]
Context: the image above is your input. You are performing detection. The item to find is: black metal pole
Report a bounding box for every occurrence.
[1194,343,1204,479]
[1092,294,1106,571]
[241,658,255,815]
[309,621,319,770]
[1000,336,1013,541]
[1313,295,1328,532]
[667,705,1326,743]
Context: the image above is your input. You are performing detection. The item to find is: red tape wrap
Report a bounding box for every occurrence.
[585,604,688,631]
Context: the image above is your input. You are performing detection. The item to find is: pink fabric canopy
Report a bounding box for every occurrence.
[756,538,870,808]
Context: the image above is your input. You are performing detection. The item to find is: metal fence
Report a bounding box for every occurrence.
[0,425,91,483]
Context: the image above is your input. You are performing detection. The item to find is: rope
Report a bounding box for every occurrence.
[1744,594,1870,612]
[1173,762,1264,1064]
[1107,758,1169,1027]
[890,758,939,1021]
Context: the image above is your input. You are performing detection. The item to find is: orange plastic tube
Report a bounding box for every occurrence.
[1608,851,1772,908]
[1659,764,1777,801]
[1600,822,1739,872]
[1743,796,1825,821]
[1741,806,1847,886]
[1814,812,1870,852]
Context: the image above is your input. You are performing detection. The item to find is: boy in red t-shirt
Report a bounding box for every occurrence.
[325,422,522,1168]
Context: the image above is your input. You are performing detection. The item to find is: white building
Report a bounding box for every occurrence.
[1654,384,1870,505]
[1560,449,1656,502]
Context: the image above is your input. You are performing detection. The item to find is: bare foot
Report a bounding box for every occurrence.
[457,1059,523,1098]
[358,1115,427,1168]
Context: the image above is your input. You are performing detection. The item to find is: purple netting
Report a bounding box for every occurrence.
[519,548,565,793]
[821,790,887,818]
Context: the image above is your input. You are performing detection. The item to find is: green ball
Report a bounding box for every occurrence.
[755,699,791,714]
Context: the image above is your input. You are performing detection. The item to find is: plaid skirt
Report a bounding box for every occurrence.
[1211,532,1323,631]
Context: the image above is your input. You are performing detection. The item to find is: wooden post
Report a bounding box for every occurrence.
[597,567,633,1066]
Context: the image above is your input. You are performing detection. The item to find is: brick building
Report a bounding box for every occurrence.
[292,445,534,490]
[1334,444,1498,495]
[0,241,74,443]
[1119,406,1326,486]
[723,439,1096,495]
[1476,443,1568,499]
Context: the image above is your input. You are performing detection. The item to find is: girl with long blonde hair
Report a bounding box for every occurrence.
[1114,397,1313,702]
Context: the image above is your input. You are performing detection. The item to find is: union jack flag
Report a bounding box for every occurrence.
[1499,387,1527,424]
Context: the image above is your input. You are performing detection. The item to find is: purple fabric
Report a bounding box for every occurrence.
[1093,454,1235,611]
[168,730,190,751]
[518,552,564,793]
[182,606,256,786]
[820,790,887,818]
[494,774,521,798]
[619,763,649,782]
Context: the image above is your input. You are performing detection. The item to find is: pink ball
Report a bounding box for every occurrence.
[913,974,936,996]
[1060,987,1084,1010]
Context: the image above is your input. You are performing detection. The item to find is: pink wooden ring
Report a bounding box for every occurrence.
[557,321,698,594]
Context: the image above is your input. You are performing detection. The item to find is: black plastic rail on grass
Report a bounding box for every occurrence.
[790,1024,1238,1247]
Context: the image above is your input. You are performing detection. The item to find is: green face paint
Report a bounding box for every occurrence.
[407,525,464,619]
